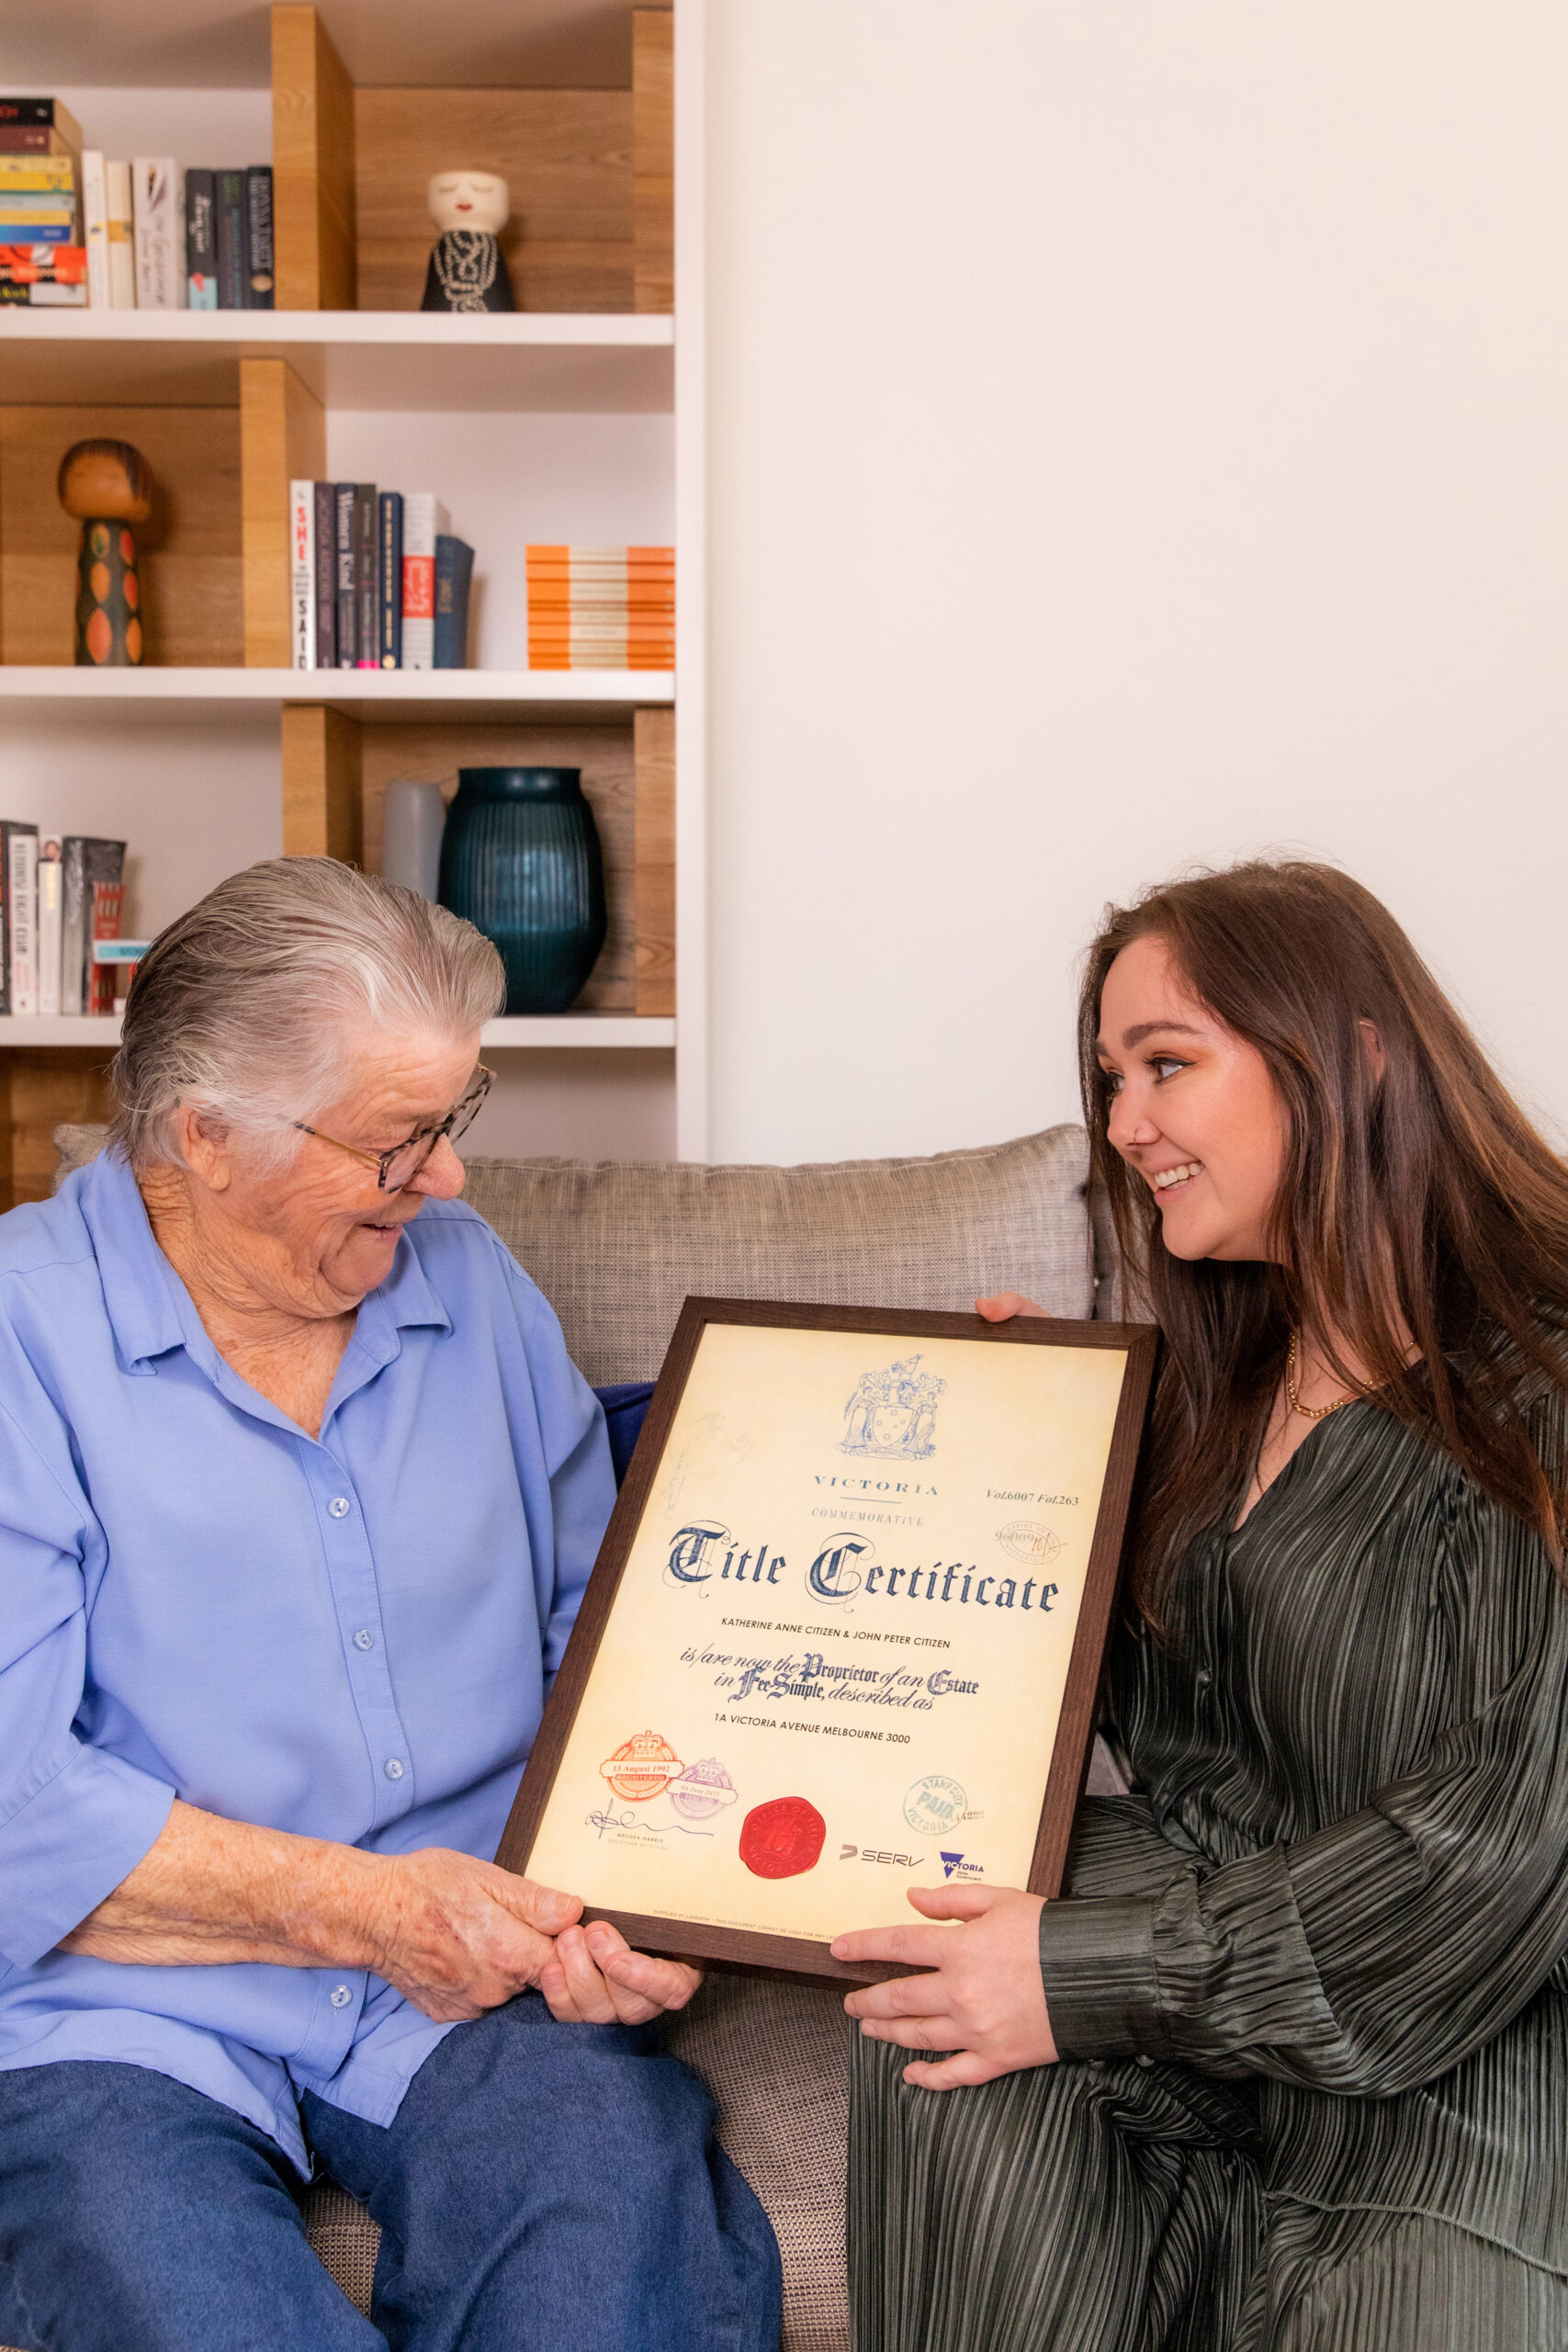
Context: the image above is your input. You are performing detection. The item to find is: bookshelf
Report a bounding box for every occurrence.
[0,0,695,1204]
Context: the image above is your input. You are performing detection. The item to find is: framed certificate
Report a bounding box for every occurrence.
[497,1300,1156,1984]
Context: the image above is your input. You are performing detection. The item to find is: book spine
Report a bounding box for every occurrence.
[244,165,274,308]
[378,492,403,670]
[80,149,109,308]
[0,220,73,243]
[312,481,336,669]
[0,98,83,144]
[354,484,378,670]
[131,158,184,310]
[6,830,37,1016]
[0,820,37,1015]
[0,128,51,153]
[37,837,62,1017]
[433,536,475,671]
[290,480,315,670]
[58,838,85,1017]
[89,881,125,1015]
[105,160,136,308]
[185,167,217,309]
[214,169,245,310]
[400,494,448,673]
[334,483,357,666]
[0,825,10,1015]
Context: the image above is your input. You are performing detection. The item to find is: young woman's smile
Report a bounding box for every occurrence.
[1096,933,1287,1262]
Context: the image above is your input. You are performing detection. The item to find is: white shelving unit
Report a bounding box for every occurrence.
[0,6,703,1187]
[0,668,674,721]
[0,1013,675,1049]
[0,310,674,413]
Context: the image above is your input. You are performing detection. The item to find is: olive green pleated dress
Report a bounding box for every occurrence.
[849,1393,1568,2350]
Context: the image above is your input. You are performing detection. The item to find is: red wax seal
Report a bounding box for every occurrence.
[739,1796,826,1880]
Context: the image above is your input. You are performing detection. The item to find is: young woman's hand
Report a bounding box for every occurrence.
[975,1293,1051,1321]
[831,1884,1057,2088]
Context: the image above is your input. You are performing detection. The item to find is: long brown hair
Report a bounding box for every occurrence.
[1080,860,1568,1624]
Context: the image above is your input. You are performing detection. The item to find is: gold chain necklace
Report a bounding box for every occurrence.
[1286,1331,1361,1421]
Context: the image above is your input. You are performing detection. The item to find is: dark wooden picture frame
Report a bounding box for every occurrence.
[497,1299,1157,1985]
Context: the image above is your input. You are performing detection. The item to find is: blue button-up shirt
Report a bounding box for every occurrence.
[0,1150,614,2171]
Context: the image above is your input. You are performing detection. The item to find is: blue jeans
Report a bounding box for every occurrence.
[0,1995,782,2352]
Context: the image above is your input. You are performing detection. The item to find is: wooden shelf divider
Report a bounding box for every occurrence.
[240,357,326,666]
[283,703,364,863]
[272,2,357,311]
[634,706,675,1013]
[634,10,675,314]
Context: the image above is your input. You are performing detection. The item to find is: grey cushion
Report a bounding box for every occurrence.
[459,1125,1100,1385]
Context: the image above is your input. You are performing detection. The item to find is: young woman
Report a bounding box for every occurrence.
[834,861,1568,2350]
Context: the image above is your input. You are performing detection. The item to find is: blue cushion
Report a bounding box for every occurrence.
[593,1383,655,1489]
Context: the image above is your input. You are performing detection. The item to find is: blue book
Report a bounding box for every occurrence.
[378,492,403,669]
[0,221,73,243]
[432,536,474,670]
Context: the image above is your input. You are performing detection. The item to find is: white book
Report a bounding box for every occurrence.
[7,833,37,1016]
[106,161,137,309]
[81,150,111,309]
[400,493,450,673]
[290,481,316,670]
[131,158,185,311]
[36,838,62,1018]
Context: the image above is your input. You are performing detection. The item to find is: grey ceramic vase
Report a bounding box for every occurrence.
[438,766,607,1015]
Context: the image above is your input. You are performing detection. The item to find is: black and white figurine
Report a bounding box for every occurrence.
[420,171,516,314]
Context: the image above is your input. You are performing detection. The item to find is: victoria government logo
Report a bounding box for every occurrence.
[840,1356,946,1462]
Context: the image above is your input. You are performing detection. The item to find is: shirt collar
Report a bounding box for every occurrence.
[75,1149,452,1378]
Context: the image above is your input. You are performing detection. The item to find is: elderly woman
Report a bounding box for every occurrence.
[0,861,780,2352]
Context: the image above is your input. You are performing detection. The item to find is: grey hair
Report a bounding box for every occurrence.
[107,858,505,1172]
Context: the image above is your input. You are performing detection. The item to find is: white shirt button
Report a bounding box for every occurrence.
[330,1984,352,2009]
[328,1496,351,1519]
[353,1628,375,1651]
[384,1758,405,1781]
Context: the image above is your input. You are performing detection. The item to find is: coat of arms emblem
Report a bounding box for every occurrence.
[839,1354,946,1461]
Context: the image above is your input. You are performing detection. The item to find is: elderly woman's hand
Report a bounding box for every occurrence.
[361,1849,587,2023]
[539,1918,704,2027]
[366,1849,700,2027]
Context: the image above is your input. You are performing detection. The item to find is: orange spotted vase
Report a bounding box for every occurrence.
[57,438,153,668]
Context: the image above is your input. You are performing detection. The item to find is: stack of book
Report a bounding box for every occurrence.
[80,153,271,311]
[181,167,273,310]
[0,98,85,307]
[290,485,476,671]
[0,827,135,1018]
[525,547,675,671]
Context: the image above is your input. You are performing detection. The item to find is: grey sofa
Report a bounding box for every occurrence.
[28,1121,1123,2352]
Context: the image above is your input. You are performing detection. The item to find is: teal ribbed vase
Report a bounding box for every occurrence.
[438,767,608,1015]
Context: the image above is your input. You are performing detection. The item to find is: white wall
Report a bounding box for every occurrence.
[701,2,1568,1165]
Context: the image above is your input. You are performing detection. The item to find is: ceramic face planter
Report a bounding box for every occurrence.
[421,171,517,313]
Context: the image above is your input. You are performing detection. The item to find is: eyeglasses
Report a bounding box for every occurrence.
[294,1066,493,1193]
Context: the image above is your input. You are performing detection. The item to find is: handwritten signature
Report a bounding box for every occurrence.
[585,1804,714,1841]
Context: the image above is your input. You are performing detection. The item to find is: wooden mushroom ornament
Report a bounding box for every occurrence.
[58,438,153,667]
